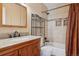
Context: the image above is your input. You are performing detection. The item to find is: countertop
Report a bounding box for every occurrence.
[0,35,41,49]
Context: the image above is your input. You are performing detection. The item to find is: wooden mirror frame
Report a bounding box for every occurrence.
[0,3,27,28]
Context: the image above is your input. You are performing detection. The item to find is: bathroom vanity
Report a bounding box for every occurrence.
[0,36,41,56]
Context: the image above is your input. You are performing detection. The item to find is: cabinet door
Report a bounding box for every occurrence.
[2,50,18,56]
[19,45,33,56]
[19,46,28,56]
[32,43,40,56]
[19,43,40,56]
[27,45,33,56]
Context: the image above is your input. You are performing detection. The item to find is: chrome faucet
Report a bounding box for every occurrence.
[8,34,12,38]
[13,31,20,37]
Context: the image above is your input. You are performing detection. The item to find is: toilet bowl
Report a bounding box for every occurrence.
[41,45,53,56]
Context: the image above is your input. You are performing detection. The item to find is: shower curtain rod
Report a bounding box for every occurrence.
[42,4,70,13]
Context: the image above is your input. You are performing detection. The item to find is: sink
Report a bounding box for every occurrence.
[0,35,41,49]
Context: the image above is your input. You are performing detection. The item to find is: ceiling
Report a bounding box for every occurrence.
[44,3,69,10]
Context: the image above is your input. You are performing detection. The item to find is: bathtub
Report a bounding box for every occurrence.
[41,41,65,56]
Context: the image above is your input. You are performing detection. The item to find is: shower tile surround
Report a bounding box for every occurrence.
[48,5,69,44]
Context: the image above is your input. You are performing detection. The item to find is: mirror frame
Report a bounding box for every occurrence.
[1,3,27,28]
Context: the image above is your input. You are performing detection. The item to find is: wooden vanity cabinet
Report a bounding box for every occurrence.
[0,39,40,56]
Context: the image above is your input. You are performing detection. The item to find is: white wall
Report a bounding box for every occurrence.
[48,6,69,44]
[26,3,48,19]
[48,6,69,20]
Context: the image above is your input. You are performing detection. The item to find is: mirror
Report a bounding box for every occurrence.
[2,3,27,27]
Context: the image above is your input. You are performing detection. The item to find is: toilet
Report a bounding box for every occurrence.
[40,37,53,56]
[41,45,53,56]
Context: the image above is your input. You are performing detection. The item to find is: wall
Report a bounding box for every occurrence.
[0,3,47,35]
[48,6,69,44]
[26,3,47,19]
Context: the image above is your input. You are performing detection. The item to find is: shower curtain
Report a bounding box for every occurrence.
[66,4,79,56]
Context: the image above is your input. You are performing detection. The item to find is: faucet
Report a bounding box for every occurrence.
[8,34,12,38]
[13,31,20,37]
